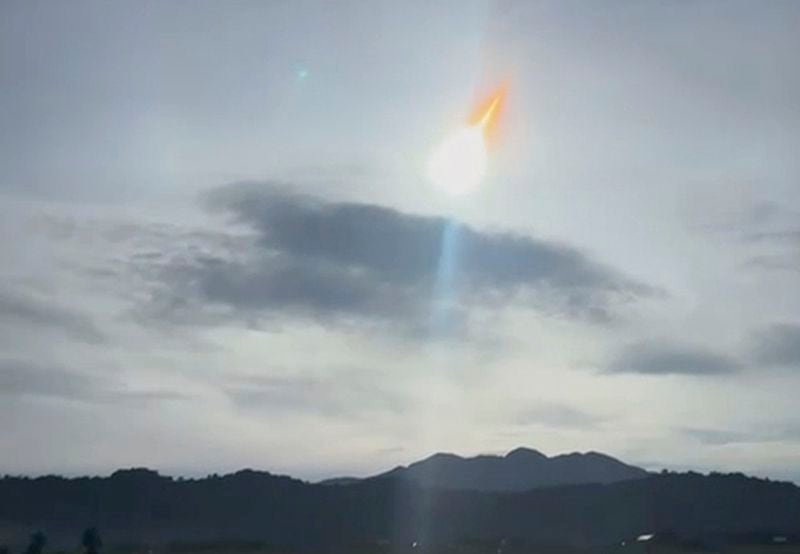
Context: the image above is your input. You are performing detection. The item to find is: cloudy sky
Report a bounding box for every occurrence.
[1,0,799,482]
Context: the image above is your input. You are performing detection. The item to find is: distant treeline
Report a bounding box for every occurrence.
[1,469,799,549]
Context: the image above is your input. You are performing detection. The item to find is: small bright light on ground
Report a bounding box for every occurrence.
[427,126,487,196]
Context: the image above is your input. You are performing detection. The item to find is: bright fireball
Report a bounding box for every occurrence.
[427,87,506,196]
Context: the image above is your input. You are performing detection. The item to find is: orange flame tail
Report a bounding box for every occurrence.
[467,85,507,146]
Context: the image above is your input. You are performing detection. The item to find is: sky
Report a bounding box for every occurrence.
[1,0,800,482]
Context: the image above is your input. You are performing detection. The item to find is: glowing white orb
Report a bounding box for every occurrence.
[427,126,487,196]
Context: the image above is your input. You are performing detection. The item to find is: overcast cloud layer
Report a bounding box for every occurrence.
[1,0,799,483]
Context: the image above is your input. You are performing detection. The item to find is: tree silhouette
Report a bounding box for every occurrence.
[24,531,46,554]
[81,528,101,554]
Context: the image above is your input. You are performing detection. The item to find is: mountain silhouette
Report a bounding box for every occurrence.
[1,467,799,550]
[322,447,648,491]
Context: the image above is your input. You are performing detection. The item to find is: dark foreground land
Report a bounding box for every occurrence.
[9,538,800,554]
[2,469,800,553]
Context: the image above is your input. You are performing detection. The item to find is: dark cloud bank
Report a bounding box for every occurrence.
[139,183,656,336]
[606,341,742,376]
[0,359,184,404]
[0,286,103,343]
[751,323,800,368]
[605,323,800,377]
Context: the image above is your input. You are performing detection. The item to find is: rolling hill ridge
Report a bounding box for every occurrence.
[344,447,649,491]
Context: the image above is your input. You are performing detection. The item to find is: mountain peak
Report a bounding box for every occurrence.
[424,452,465,462]
[368,447,647,492]
[505,446,547,460]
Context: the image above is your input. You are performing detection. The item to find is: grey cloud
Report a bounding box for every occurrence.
[742,254,800,273]
[514,402,600,429]
[0,359,185,405]
[684,425,800,446]
[742,231,800,273]
[225,371,406,420]
[0,359,96,401]
[744,228,800,245]
[607,325,800,377]
[734,206,800,272]
[210,184,651,293]
[606,341,741,376]
[374,445,405,455]
[0,287,103,342]
[682,428,754,446]
[692,201,800,273]
[139,183,655,334]
[692,200,784,236]
[751,323,800,368]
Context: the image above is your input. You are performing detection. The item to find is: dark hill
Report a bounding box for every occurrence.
[1,468,799,549]
[354,447,648,491]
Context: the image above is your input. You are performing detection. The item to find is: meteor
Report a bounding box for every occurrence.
[427,86,506,196]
